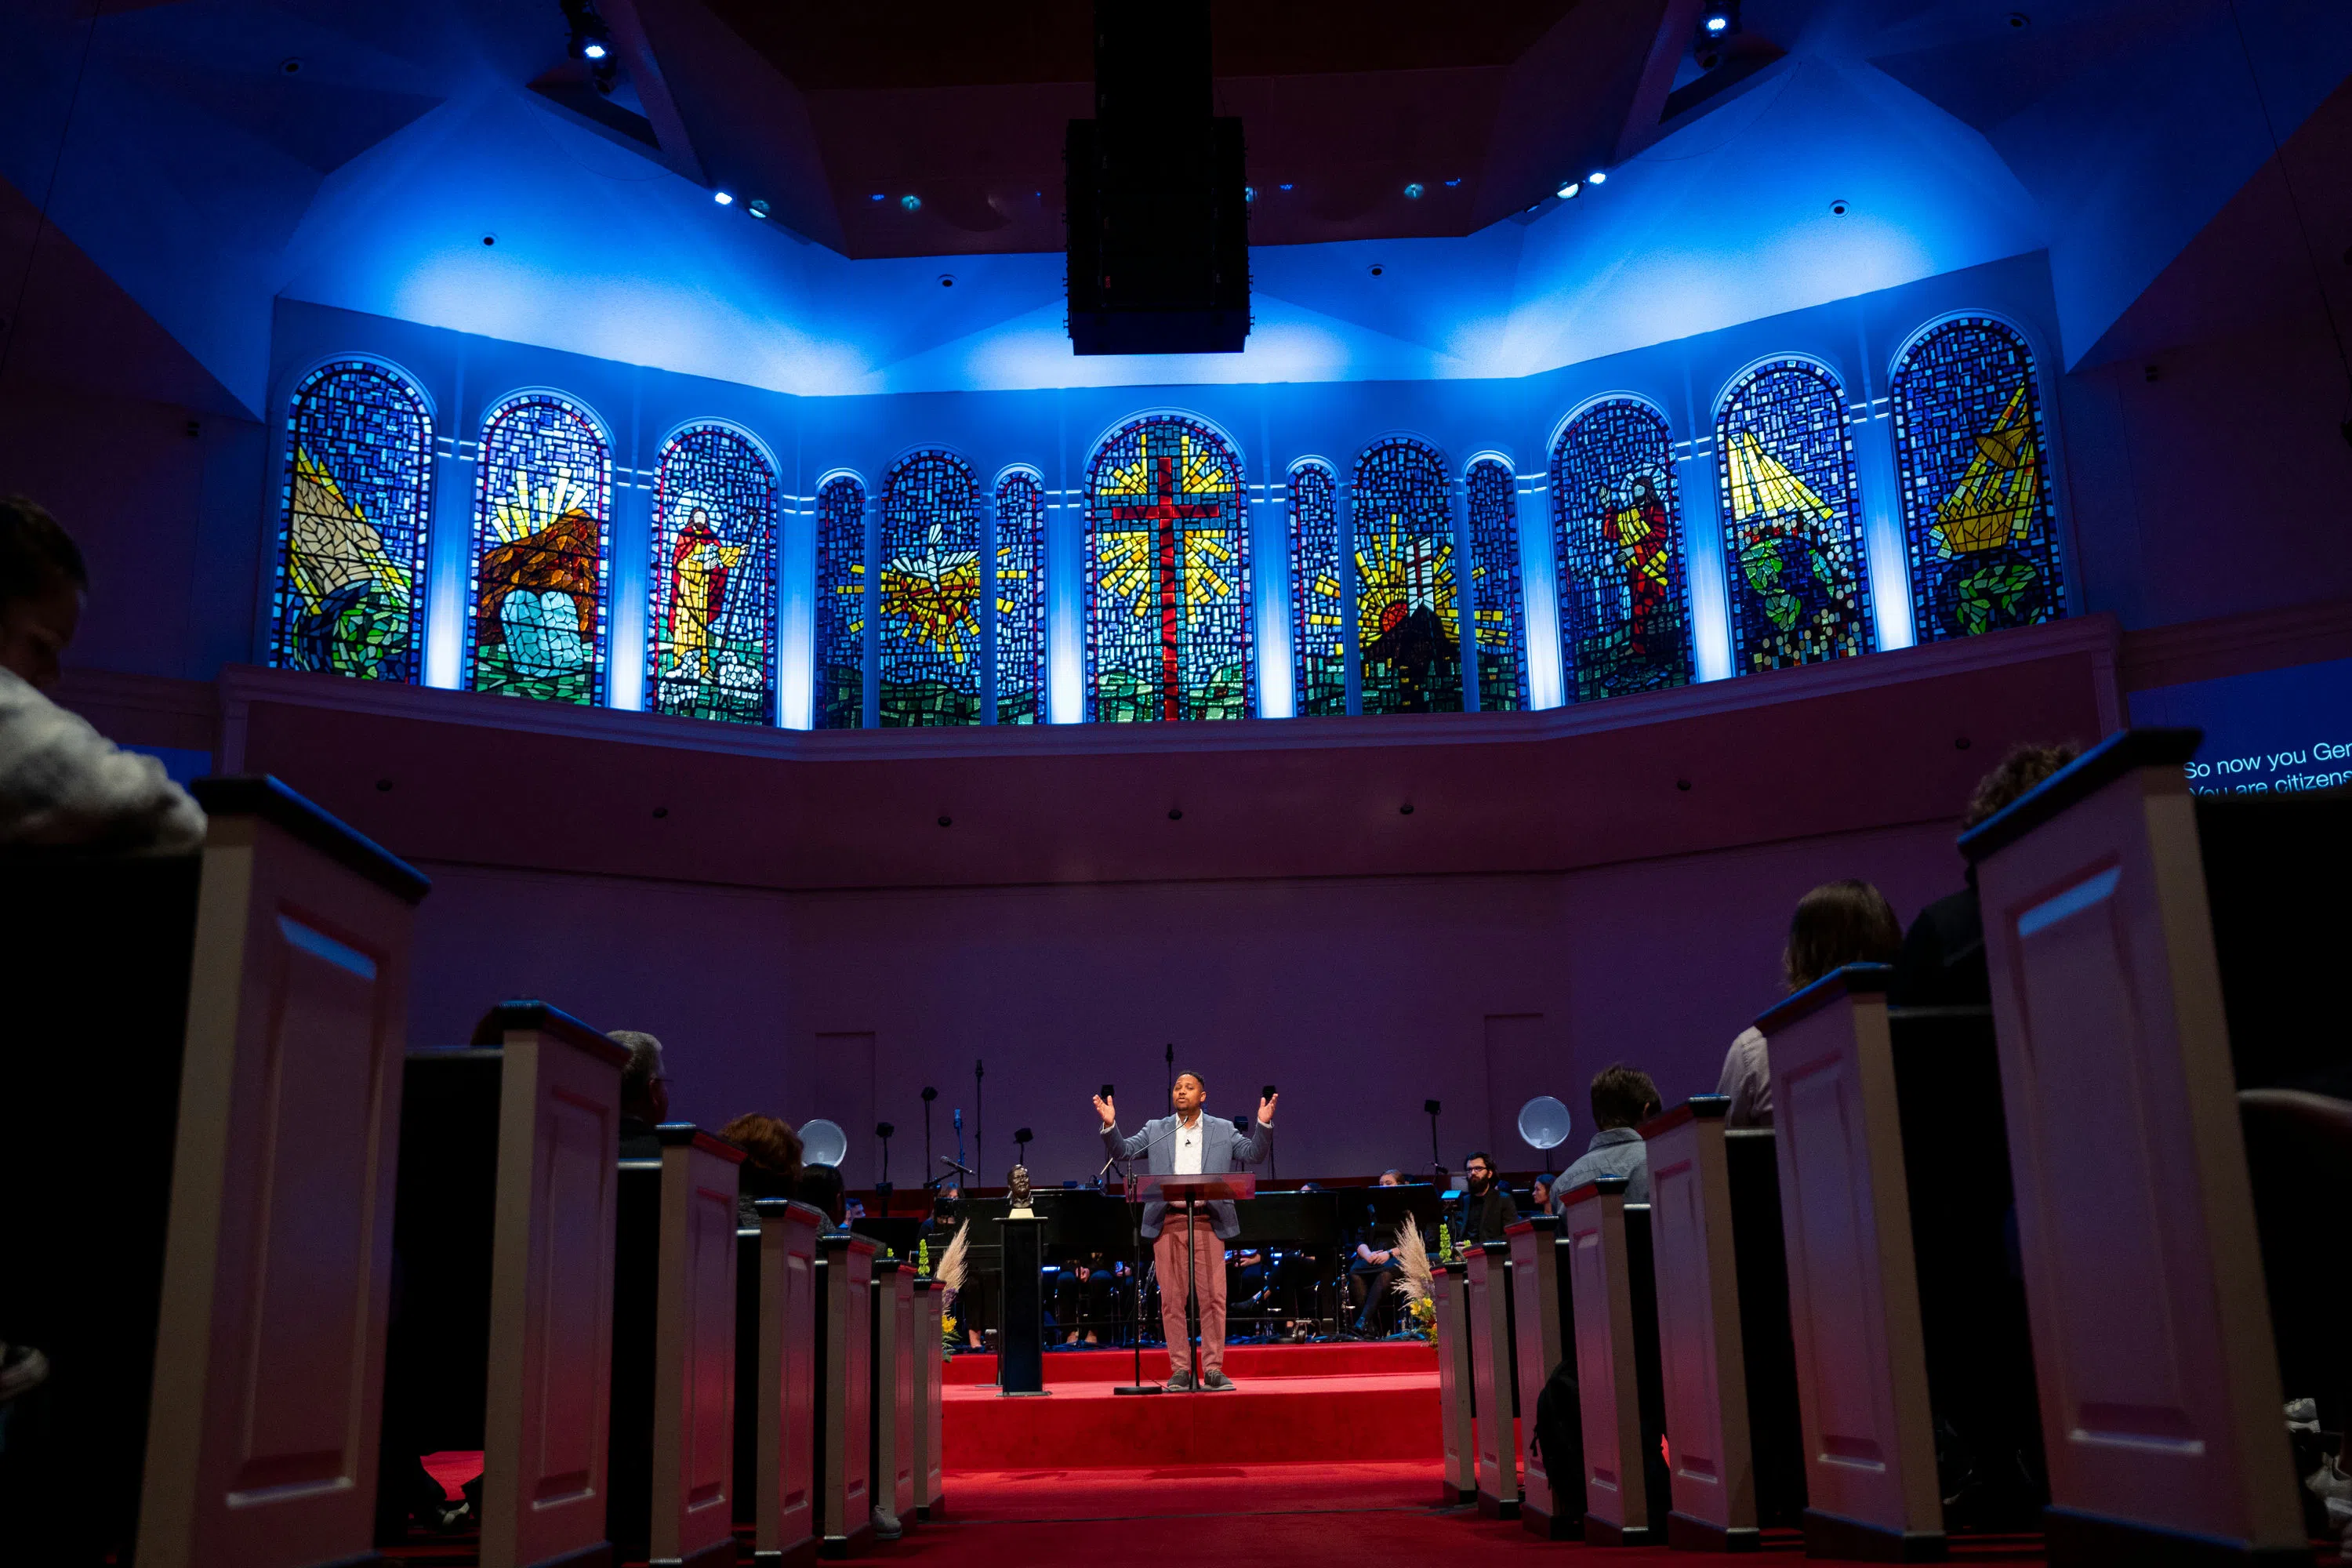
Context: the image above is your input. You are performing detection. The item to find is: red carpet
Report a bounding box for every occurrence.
[943,1341,1439,1468]
[946,1338,1426,1385]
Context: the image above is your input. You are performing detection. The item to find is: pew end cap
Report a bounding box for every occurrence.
[191,772,430,904]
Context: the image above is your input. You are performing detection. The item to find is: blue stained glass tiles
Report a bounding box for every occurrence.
[993,470,1047,724]
[1891,316,2067,640]
[1551,398,1696,702]
[815,474,868,729]
[648,423,777,724]
[269,358,434,683]
[1464,458,1527,711]
[1715,359,1874,672]
[466,393,612,705]
[1287,461,1345,717]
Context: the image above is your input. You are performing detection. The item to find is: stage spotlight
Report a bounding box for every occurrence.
[748,198,770,219]
[1588,169,1608,185]
[1403,182,1425,199]
[1699,2,1740,38]
[712,189,734,206]
[901,194,921,212]
[1705,13,1728,32]
[561,0,613,63]
[1557,181,1581,200]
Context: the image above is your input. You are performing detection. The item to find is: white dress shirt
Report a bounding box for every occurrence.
[1174,1112,1205,1174]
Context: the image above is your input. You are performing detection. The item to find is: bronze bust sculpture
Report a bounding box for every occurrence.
[1007,1164,1035,1217]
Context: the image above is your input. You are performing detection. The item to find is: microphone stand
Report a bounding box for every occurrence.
[975,1059,985,1185]
[1107,1144,1162,1396]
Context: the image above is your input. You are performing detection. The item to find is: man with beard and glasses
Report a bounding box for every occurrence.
[1455,1152,1518,1247]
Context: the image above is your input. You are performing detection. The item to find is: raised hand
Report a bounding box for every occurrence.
[1093,1093,1116,1127]
[1258,1091,1279,1125]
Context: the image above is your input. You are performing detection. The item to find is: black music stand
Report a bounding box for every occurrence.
[1112,1171,1161,1396]
[1138,1173,1257,1392]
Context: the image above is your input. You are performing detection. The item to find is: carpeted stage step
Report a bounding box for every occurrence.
[946,1337,1430,1385]
[943,1341,1440,1468]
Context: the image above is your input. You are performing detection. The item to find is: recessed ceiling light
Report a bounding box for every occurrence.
[938,274,956,288]
[1403,182,1425,199]
[1444,177,1461,187]
[748,198,770,219]
[1558,181,1581,200]
[713,189,735,206]
[1278,183,1294,191]
[901,194,921,212]
[583,39,608,59]
[870,192,885,201]
[1588,169,1608,185]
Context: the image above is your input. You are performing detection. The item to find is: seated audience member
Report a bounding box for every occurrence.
[1717,880,1904,1128]
[0,495,203,851]
[844,1196,868,1221]
[608,1030,670,1156]
[720,1113,804,1225]
[1530,1172,1556,1213]
[795,1163,847,1227]
[1889,743,2078,1008]
[1348,1169,1406,1337]
[1457,1152,1518,1246]
[1557,1065,1663,1203]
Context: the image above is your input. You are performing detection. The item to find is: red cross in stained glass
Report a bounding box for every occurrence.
[1108,445,1224,720]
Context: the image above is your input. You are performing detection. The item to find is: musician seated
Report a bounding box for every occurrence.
[1348,1170,1406,1337]
[1054,1253,1116,1347]
[1454,1152,1519,1245]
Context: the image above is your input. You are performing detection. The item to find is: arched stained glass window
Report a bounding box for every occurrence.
[1552,398,1694,701]
[1352,436,1460,714]
[1715,360,1873,672]
[1085,414,1252,722]
[877,448,982,727]
[1465,458,1527,712]
[1891,316,2066,641]
[814,474,867,729]
[648,423,775,725]
[467,392,611,705]
[993,470,1046,724]
[269,358,432,682]
[1287,460,1344,717]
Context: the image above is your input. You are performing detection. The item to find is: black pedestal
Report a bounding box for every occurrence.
[999,1215,1047,1396]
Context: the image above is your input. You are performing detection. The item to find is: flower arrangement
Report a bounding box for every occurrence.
[1438,1220,1457,1264]
[1388,1216,1440,1345]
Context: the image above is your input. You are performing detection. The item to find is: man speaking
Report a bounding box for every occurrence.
[1094,1073,1275,1391]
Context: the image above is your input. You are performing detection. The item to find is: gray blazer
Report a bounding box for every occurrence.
[1101,1112,1272,1240]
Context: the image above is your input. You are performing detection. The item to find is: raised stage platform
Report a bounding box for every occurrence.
[942,1339,1440,1469]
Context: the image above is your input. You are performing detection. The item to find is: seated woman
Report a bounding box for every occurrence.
[1717,879,1904,1127]
[719,1113,804,1226]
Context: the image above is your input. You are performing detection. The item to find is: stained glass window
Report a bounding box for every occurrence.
[1715,359,1874,672]
[1552,398,1696,702]
[1465,458,1527,712]
[467,393,611,705]
[1085,414,1253,723]
[1891,316,2066,641]
[993,470,1047,724]
[814,474,868,730]
[877,448,982,728]
[1287,461,1345,717]
[269,358,433,682]
[1352,437,1461,714]
[648,423,775,725]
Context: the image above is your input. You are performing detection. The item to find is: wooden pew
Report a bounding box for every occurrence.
[609,1124,746,1568]
[1506,1214,1581,1538]
[736,1199,826,1567]
[1762,967,1945,1560]
[379,1000,628,1568]
[1962,728,2328,1563]
[1642,1095,1806,1552]
[0,776,425,1568]
[812,1231,878,1557]
[869,1257,917,1530]
[1560,1176,1672,1546]
[1432,1256,1477,1504]
[913,1276,946,1521]
[1465,1240,1522,1518]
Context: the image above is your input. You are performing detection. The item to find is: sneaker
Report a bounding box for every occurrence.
[872,1506,903,1541]
[1202,1370,1236,1392]
[1163,1368,1196,1392]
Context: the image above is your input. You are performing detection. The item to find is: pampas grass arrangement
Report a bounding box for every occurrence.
[935,1221,971,1297]
[1390,1214,1435,1304]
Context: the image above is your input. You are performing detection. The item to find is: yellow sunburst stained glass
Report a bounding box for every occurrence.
[1084,415,1254,722]
[878,448,983,725]
[1352,436,1461,713]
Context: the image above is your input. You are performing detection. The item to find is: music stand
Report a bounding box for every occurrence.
[1137,1174,1257,1392]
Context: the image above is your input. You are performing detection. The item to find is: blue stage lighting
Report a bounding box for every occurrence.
[713,190,734,206]
[1588,170,1609,185]
[1244,186,1255,201]
[869,193,885,201]
[1403,182,1425,199]
[1705,14,1728,32]
[1558,181,1581,200]
[901,194,921,212]
[582,38,608,59]
[1278,183,1294,191]
[748,198,771,220]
